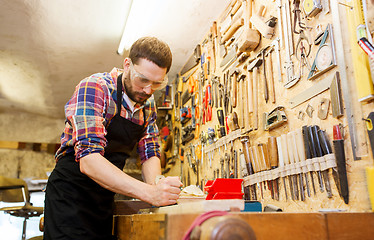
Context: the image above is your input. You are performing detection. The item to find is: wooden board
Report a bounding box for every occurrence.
[114,212,374,240]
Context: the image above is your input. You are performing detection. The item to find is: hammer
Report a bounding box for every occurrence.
[247,57,263,130]
[229,68,241,109]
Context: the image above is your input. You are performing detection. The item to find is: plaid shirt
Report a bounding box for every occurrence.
[55,68,160,163]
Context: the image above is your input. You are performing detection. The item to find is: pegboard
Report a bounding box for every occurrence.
[162,0,374,212]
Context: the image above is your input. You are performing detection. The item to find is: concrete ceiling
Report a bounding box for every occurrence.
[0,0,229,118]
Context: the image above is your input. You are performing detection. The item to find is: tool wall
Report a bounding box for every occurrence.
[163,0,374,212]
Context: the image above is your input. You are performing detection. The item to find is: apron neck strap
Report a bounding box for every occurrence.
[116,74,123,113]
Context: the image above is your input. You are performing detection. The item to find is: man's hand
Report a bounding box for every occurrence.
[149,176,183,206]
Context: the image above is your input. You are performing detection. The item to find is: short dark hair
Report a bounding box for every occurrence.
[129,37,172,73]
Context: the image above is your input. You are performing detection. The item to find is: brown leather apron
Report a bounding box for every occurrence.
[44,74,146,240]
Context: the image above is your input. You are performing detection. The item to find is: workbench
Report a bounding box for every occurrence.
[113,200,374,240]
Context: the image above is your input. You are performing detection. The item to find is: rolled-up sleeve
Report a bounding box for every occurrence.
[137,109,160,163]
[65,78,108,161]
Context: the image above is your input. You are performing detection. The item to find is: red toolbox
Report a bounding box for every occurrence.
[204,178,244,200]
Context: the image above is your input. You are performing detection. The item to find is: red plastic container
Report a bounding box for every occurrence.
[204,178,244,200]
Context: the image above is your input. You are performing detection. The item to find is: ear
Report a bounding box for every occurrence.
[123,58,131,71]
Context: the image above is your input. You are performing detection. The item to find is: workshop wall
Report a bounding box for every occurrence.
[162,0,374,212]
[0,111,63,179]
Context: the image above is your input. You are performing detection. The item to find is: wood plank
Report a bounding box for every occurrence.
[326,212,374,240]
[165,212,327,240]
[115,212,374,240]
[115,214,166,240]
[166,213,200,240]
[237,213,328,240]
[155,199,244,214]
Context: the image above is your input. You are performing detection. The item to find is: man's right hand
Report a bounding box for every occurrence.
[150,176,183,206]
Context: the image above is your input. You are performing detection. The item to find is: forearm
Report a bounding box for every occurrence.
[80,153,153,202]
[142,156,162,184]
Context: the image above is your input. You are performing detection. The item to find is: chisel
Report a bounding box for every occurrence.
[259,143,273,198]
[291,131,305,201]
[240,136,257,200]
[307,126,325,193]
[276,136,288,200]
[332,125,349,204]
[302,126,317,195]
[287,132,300,200]
[268,136,280,200]
[252,145,264,199]
[295,128,311,198]
[281,134,295,200]
[318,129,342,199]
[312,125,332,198]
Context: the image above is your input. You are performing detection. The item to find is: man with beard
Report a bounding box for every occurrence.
[43,37,182,240]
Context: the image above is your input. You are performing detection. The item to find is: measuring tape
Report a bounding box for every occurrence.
[303,0,322,17]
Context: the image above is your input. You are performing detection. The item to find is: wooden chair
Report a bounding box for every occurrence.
[0,176,44,240]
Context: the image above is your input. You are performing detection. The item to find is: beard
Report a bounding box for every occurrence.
[123,72,152,104]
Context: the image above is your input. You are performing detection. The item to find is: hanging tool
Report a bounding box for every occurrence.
[289,72,333,108]
[306,126,325,193]
[302,0,322,17]
[237,0,260,53]
[247,57,263,130]
[240,151,249,178]
[252,145,265,199]
[270,38,282,83]
[240,136,257,200]
[295,128,311,197]
[261,47,270,103]
[365,112,374,160]
[332,125,349,204]
[312,125,332,198]
[331,1,363,161]
[265,45,276,103]
[286,132,300,200]
[230,68,240,108]
[317,98,330,120]
[290,131,305,201]
[292,0,306,34]
[295,30,312,78]
[302,126,317,195]
[276,136,288,200]
[204,83,212,123]
[259,143,274,198]
[222,18,244,44]
[238,73,247,129]
[282,0,299,88]
[250,4,276,39]
[180,45,201,76]
[307,24,337,80]
[276,0,284,48]
[268,136,280,200]
[283,0,295,56]
[281,134,296,200]
[263,106,288,131]
[330,72,344,118]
